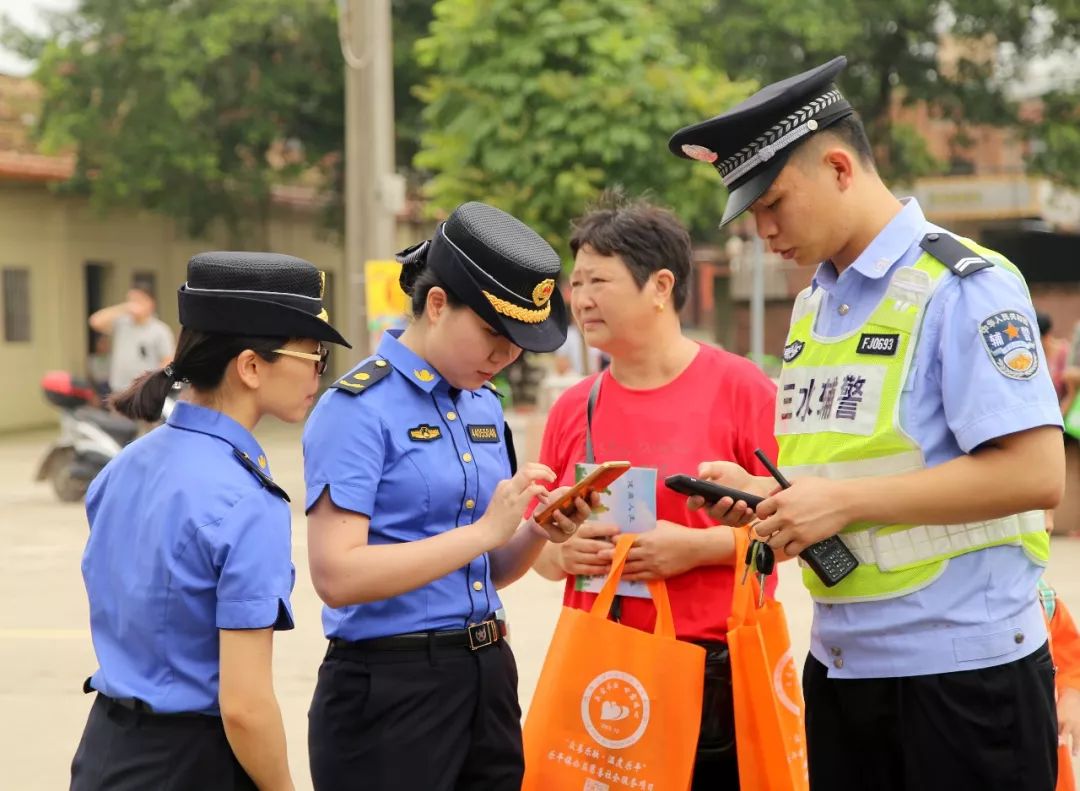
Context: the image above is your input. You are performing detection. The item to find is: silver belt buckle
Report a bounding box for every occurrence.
[467,619,498,651]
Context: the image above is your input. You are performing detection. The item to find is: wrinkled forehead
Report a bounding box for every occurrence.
[571,243,625,272]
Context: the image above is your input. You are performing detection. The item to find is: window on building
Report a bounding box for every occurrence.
[2,268,31,342]
[948,157,975,176]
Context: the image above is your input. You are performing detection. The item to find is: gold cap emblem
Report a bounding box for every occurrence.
[532,278,556,307]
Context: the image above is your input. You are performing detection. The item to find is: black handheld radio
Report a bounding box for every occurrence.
[753,449,859,588]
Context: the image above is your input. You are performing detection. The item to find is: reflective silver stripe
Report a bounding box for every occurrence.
[717,89,843,178]
[721,120,817,187]
[182,283,320,301]
[840,511,1045,571]
[780,450,924,481]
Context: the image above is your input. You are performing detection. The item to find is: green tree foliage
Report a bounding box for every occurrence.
[414,0,753,253]
[3,0,344,244]
[665,0,1080,184]
[1027,88,1080,190]
[392,0,436,177]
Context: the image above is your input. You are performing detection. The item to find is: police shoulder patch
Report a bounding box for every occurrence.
[232,449,290,502]
[978,310,1039,380]
[919,233,993,278]
[332,357,392,396]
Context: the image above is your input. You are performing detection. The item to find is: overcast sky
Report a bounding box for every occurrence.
[0,0,77,76]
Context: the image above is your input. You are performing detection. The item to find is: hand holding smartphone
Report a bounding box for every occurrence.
[533,461,631,526]
[663,474,764,508]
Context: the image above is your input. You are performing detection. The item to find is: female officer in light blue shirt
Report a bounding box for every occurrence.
[303,202,594,791]
[71,252,350,791]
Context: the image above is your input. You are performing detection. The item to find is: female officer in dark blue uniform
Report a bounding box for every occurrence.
[304,202,593,791]
[71,252,350,791]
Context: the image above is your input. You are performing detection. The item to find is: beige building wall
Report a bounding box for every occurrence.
[0,180,431,433]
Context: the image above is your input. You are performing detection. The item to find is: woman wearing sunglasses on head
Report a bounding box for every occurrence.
[71,252,350,791]
[303,202,595,791]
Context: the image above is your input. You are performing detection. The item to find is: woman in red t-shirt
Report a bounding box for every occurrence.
[532,195,778,790]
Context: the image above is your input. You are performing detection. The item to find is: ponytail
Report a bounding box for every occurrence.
[108,328,286,420]
[395,238,463,317]
[110,367,176,421]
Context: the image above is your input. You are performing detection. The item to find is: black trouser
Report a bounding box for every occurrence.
[308,635,524,791]
[692,642,740,791]
[803,642,1057,791]
[70,693,256,791]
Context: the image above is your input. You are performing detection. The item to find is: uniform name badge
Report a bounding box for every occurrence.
[775,363,885,437]
[573,463,657,600]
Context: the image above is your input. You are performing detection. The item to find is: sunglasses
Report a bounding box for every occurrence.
[273,344,329,375]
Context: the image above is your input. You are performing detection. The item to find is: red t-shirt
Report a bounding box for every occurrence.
[537,343,779,642]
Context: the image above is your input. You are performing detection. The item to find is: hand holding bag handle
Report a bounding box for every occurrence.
[591,533,676,639]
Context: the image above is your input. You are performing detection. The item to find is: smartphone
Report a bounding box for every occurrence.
[664,474,764,509]
[533,461,632,526]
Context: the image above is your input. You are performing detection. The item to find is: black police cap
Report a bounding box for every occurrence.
[396,202,568,353]
[177,252,351,347]
[669,56,853,227]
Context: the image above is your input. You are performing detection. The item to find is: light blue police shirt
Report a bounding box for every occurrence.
[805,198,1063,679]
[82,401,295,715]
[303,329,512,641]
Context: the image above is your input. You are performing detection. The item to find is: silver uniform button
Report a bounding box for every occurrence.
[833,658,844,669]
[831,646,842,657]
[838,303,850,315]
[1015,631,1025,644]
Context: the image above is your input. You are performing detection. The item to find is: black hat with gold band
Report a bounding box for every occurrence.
[178,252,351,347]
[669,56,853,228]
[397,202,568,353]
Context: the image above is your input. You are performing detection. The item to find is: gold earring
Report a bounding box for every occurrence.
[655,302,665,312]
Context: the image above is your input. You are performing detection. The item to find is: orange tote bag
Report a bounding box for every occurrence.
[522,534,705,791]
[728,527,809,791]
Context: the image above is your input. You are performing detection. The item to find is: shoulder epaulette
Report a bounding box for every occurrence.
[919,233,994,278]
[332,356,392,396]
[232,449,290,502]
[482,380,504,398]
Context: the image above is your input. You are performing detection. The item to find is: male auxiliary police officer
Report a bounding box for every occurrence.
[670,56,1066,790]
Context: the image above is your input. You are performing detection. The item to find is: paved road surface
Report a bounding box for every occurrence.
[2,420,1077,788]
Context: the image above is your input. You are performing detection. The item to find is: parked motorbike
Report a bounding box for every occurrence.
[35,371,173,502]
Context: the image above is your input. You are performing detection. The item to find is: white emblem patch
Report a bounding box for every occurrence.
[978,311,1039,380]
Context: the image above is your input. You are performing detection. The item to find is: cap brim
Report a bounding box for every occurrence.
[178,289,352,348]
[718,147,792,228]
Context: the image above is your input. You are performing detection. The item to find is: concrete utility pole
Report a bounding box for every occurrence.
[750,235,766,368]
[340,0,402,356]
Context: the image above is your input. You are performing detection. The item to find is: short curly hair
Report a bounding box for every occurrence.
[569,190,693,310]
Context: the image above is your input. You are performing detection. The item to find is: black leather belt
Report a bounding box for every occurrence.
[93,692,210,720]
[329,618,507,655]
